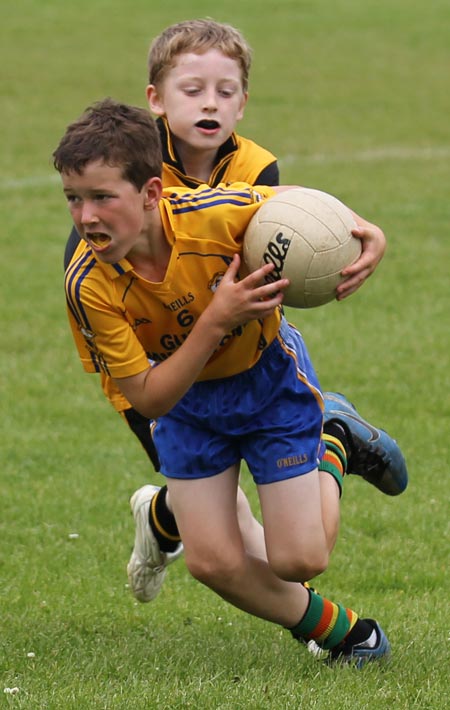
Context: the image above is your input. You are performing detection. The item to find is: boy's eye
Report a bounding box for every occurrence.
[65,193,112,204]
[180,84,201,95]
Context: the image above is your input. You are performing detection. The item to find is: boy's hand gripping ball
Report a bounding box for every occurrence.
[243,188,362,308]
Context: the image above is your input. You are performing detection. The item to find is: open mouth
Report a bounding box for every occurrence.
[87,232,111,248]
[195,119,220,130]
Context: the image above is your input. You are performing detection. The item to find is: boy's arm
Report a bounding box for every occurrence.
[115,256,289,420]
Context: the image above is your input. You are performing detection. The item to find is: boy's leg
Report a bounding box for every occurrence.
[127,390,406,599]
[127,480,270,602]
[127,399,401,601]
[166,466,390,667]
[123,405,269,558]
[235,389,409,562]
[123,406,161,470]
[126,415,347,603]
[236,486,268,560]
[236,466,341,563]
[166,466,309,624]
[318,469,340,553]
[257,468,329,583]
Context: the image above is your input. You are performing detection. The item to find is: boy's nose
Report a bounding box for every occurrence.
[202,91,218,112]
[81,202,99,225]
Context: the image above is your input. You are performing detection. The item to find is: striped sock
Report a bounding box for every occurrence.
[289,588,358,650]
[319,432,348,495]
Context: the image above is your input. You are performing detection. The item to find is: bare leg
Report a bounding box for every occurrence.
[166,472,340,572]
[235,485,268,560]
[166,467,319,627]
[319,470,340,554]
[258,469,329,583]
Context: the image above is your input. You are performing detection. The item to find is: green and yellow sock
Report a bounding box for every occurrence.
[319,423,350,496]
[289,588,358,650]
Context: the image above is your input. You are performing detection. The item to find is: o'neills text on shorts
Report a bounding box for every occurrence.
[276,454,308,468]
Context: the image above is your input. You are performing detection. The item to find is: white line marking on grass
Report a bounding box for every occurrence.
[1,145,450,192]
[0,174,61,191]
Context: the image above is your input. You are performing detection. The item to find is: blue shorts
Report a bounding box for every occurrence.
[153,319,325,485]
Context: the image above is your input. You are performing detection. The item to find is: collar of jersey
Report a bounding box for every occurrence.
[158,116,238,186]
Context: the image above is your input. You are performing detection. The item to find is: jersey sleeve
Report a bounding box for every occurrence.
[65,261,150,378]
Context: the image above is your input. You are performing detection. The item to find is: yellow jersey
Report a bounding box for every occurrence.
[89,120,279,411]
[66,183,281,388]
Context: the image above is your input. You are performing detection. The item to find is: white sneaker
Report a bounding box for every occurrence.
[306,639,326,659]
[127,485,184,603]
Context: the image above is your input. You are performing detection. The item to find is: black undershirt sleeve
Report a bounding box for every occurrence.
[64,225,82,270]
[254,160,280,187]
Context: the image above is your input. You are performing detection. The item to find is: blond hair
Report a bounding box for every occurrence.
[148,19,252,91]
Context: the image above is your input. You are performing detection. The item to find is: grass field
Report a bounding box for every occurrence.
[1,0,449,708]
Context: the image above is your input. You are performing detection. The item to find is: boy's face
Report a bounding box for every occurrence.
[148,48,248,153]
[61,160,157,264]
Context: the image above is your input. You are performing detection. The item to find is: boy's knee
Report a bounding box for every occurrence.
[185,548,244,590]
[269,548,329,583]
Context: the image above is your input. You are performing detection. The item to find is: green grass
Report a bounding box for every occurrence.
[1,0,449,708]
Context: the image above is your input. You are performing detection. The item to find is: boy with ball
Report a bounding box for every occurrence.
[64,21,406,562]
[56,90,402,664]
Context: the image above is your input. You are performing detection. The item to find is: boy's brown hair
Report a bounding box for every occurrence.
[53,98,162,190]
[148,19,252,91]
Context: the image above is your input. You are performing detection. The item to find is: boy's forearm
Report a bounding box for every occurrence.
[115,309,227,420]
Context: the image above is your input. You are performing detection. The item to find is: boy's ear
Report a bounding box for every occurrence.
[143,176,163,210]
[236,91,249,122]
[146,84,164,116]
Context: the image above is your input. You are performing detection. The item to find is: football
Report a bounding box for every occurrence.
[243,187,362,308]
